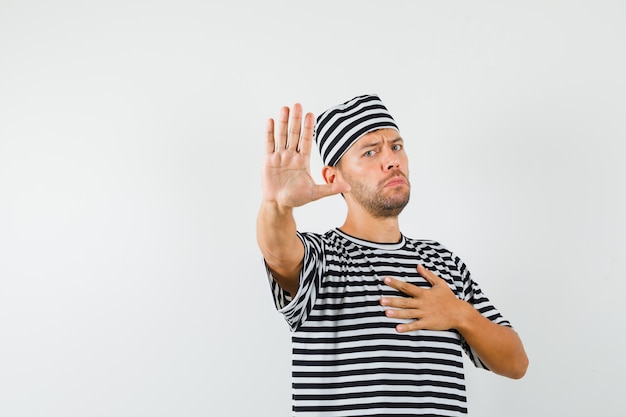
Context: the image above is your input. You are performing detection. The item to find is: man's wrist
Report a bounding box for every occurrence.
[453,299,481,333]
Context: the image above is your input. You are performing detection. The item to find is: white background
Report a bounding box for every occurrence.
[1,1,625,416]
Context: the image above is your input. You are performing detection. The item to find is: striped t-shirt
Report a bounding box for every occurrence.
[266,228,512,417]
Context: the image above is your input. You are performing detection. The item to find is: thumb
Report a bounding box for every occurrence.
[312,182,350,200]
[331,181,351,194]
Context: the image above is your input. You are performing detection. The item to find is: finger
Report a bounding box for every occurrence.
[383,305,420,319]
[265,119,275,154]
[287,103,303,150]
[417,264,442,287]
[395,320,427,333]
[383,276,423,297]
[276,106,290,150]
[380,295,414,309]
[297,112,315,154]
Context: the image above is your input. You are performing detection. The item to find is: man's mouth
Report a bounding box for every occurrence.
[384,176,408,188]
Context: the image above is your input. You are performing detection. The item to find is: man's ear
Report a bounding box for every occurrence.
[322,166,338,185]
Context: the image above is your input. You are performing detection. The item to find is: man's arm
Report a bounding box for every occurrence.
[256,201,303,297]
[449,297,528,379]
[381,264,529,379]
[256,104,349,296]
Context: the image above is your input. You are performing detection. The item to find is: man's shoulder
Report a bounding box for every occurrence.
[403,235,445,249]
[298,228,346,240]
[403,236,460,259]
[296,229,340,249]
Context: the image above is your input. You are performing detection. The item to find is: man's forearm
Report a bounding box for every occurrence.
[256,201,304,295]
[456,303,529,379]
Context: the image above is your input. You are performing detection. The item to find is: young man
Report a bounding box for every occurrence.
[257,94,528,416]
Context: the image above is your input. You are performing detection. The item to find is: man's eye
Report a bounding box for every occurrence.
[392,144,403,151]
[363,150,375,157]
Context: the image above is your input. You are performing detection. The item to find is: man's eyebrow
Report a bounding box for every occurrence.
[382,137,405,146]
[355,139,381,150]
[356,137,404,150]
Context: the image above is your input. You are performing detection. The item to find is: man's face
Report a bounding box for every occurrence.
[336,128,410,218]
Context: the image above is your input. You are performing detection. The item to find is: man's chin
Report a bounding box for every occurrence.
[373,198,410,218]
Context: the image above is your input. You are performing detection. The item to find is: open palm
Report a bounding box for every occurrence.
[262,103,348,208]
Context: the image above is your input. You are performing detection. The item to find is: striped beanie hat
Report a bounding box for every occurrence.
[314,94,399,166]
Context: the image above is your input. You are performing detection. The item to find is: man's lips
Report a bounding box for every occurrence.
[384,176,408,187]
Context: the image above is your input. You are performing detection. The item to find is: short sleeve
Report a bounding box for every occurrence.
[451,251,513,370]
[265,231,325,331]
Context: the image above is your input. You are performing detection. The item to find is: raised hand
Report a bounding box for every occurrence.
[262,103,349,209]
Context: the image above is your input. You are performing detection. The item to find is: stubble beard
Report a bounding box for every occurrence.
[345,172,411,219]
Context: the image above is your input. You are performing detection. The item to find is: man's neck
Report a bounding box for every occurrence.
[339,213,401,243]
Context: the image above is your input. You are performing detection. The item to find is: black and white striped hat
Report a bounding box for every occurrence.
[314,94,399,166]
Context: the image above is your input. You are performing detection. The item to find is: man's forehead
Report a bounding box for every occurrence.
[353,128,403,147]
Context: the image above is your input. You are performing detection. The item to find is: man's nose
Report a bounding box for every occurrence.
[383,149,400,170]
